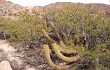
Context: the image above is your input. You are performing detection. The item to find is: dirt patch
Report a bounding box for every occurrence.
[0,40,52,70]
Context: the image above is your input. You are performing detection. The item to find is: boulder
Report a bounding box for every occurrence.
[0,61,12,70]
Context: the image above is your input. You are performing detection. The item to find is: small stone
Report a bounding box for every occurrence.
[0,61,12,70]
[10,60,19,70]
[26,68,35,70]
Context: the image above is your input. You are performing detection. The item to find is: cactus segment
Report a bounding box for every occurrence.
[50,22,62,41]
[59,41,78,54]
[42,26,83,70]
[51,43,81,62]
[43,44,73,70]
[73,35,80,46]
[59,47,78,54]
[42,29,55,43]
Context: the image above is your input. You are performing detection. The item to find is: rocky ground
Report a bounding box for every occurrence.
[0,40,52,70]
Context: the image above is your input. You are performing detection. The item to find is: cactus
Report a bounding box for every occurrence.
[59,41,78,54]
[59,46,78,54]
[73,35,80,46]
[50,22,62,41]
[43,44,73,70]
[50,22,80,46]
[42,29,78,54]
[42,22,84,70]
[42,29,55,43]
[51,43,82,62]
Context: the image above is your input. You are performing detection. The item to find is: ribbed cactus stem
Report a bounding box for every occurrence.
[59,41,78,54]
[42,29,79,54]
[51,23,80,46]
[59,47,78,54]
[42,29,55,43]
[50,22,62,41]
[43,44,73,70]
[51,43,82,62]
[73,35,80,46]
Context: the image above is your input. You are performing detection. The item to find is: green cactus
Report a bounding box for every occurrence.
[50,22,80,45]
[51,43,82,62]
[42,29,78,54]
[73,35,80,46]
[43,44,73,70]
[50,22,62,41]
[42,23,84,70]
[42,29,55,43]
[59,41,78,54]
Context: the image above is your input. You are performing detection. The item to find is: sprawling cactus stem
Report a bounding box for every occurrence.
[50,22,77,54]
[73,35,80,46]
[50,22,62,41]
[50,22,67,38]
[43,44,73,70]
[59,41,78,54]
[42,27,83,69]
[42,28,78,54]
[59,47,78,54]
[42,29,55,43]
[51,43,81,62]
[50,22,79,46]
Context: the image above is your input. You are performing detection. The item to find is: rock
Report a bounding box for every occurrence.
[0,49,7,62]
[10,60,19,70]
[37,56,45,64]
[0,61,12,70]
[26,68,35,70]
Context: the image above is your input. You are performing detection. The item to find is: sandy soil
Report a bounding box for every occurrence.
[0,40,50,70]
[0,40,23,69]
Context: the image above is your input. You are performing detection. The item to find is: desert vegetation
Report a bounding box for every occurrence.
[0,2,110,70]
